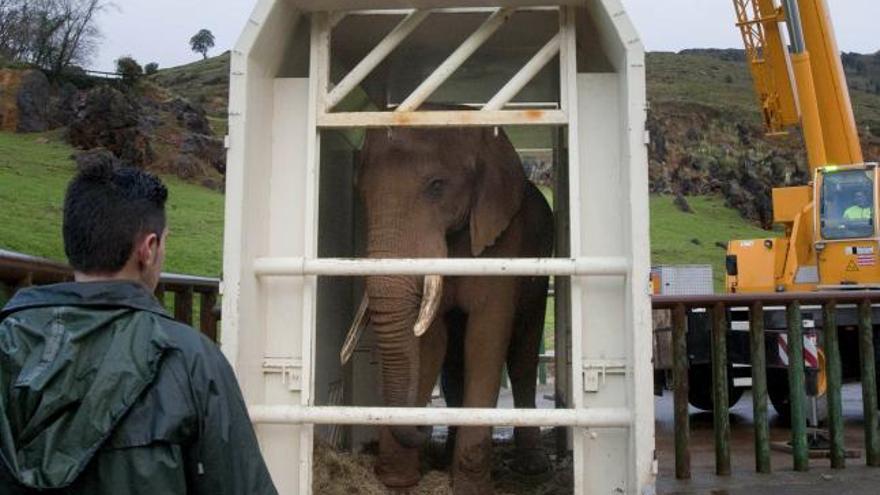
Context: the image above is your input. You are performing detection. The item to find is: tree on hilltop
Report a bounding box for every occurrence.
[116,55,143,85]
[189,29,215,60]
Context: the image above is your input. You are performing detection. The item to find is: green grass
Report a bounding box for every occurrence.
[650,194,772,290]
[0,132,224,276]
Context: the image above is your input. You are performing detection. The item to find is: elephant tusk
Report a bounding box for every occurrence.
[413,275,443,337]
[340,294,370,365]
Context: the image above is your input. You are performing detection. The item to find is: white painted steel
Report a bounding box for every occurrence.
[288,0,580,10]
[318,109,568,128]
[346,6,560,15]
[253,257,630,277]
[225,2,654,493]
[325,10,431,110]
[397,7,515,111]
[250,405,633,428]
[484,32,562,111]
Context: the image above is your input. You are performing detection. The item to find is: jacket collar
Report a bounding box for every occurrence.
[1,281,170,319]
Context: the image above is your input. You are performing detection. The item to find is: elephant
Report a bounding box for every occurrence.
[343,124,554,494]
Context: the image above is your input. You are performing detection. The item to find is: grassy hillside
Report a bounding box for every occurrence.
[149,52,230,135]
[651,195,772,290]
[0,132,224,276]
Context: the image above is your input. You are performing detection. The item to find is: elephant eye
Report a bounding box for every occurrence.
[426,178,446,198]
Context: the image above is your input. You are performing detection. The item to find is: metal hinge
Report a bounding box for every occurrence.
[582,359,628,393]
[263,357,303,391]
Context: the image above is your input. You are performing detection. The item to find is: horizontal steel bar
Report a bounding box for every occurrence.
[319,109,569,128]
[249,405,632,427]
[345,7,561,15]
[253,257,629,277]
[293,1,580,12]
[653,291,880,308]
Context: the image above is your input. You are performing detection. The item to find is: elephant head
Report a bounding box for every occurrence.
[348,126,526,448]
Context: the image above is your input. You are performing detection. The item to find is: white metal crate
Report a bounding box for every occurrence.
[222,1,653,493]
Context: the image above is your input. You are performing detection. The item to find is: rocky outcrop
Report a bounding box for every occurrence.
[0,69,50,133]
[647,101,808,228]
[67,86,154,167]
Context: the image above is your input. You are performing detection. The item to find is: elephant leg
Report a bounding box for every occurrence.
[375,319,447,489]
[441,310,467,467]
[452,301,515,495]
[507,277,551,475]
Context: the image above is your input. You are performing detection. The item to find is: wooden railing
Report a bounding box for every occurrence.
[0,249,220,341]
[654,292,880,478]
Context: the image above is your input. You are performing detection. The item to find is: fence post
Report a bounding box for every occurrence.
[672,303,690,479]
[823,300,845,469]
[858,299,880,467]
[154,284,166,309]
[749,302,770,473]
[174,287,194,326]
[787,301,808,471]
[200,290,219,342]
[712,302,731,476]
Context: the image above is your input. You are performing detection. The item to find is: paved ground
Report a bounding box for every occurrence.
[655,384,880,494]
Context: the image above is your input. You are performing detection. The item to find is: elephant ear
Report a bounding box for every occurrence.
[469,128,526,257]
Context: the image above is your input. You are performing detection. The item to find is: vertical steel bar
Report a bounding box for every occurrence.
[672,303,691,479]
[823,300,845,468]
[712,302,731,476]
[750,302,771,473]
[787,301,809,471]
[858,299,880,466]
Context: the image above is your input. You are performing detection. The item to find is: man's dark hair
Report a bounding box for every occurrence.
[63,164,168,273]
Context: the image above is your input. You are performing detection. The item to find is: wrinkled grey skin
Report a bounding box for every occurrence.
[358,126,554,494]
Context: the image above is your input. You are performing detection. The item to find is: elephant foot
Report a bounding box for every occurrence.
[509,448,552,477]
[374,462,421,490]
[377,427,422,490]
[452,436,494,495]
[452,471,494,495]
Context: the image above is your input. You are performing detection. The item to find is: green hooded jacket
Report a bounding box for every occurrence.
[0,281,277,494]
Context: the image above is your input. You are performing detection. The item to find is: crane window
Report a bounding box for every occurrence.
[820,169,875,240]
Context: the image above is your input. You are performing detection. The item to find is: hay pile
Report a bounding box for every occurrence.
[313,433,573,494]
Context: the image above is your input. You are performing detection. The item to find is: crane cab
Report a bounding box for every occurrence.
[814,163,880,288]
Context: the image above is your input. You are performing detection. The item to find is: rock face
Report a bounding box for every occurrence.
[67,86,154,167]
[647,101,809,228]
[0,69,50,133]
[165,97,212,135]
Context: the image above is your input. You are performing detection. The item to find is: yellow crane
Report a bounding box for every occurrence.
[726,0,873,292]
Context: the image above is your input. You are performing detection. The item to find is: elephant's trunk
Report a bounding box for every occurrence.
[366,274,429,448]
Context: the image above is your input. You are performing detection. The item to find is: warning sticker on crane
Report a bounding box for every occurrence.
[778,334,819,368]
[847,260,860,272]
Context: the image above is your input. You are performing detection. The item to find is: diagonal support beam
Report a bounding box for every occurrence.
[397,7,515,112]
[483,32,561,111]
[326,10,431,110]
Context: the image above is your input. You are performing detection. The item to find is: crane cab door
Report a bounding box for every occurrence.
[815,164,880,288]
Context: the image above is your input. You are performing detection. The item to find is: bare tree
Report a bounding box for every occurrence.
[0,0,107,74]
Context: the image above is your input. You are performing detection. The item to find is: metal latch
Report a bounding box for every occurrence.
[262,357,303,391]
[583,359,628,393]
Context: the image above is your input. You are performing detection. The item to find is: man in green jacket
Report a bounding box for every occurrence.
[0,164,277,494]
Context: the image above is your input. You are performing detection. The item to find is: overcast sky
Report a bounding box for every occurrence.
[95,0,879,72]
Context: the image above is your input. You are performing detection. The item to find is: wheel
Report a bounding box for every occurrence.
[767,368,792,421]
[687,363,745,411]
[767,368,828,425]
